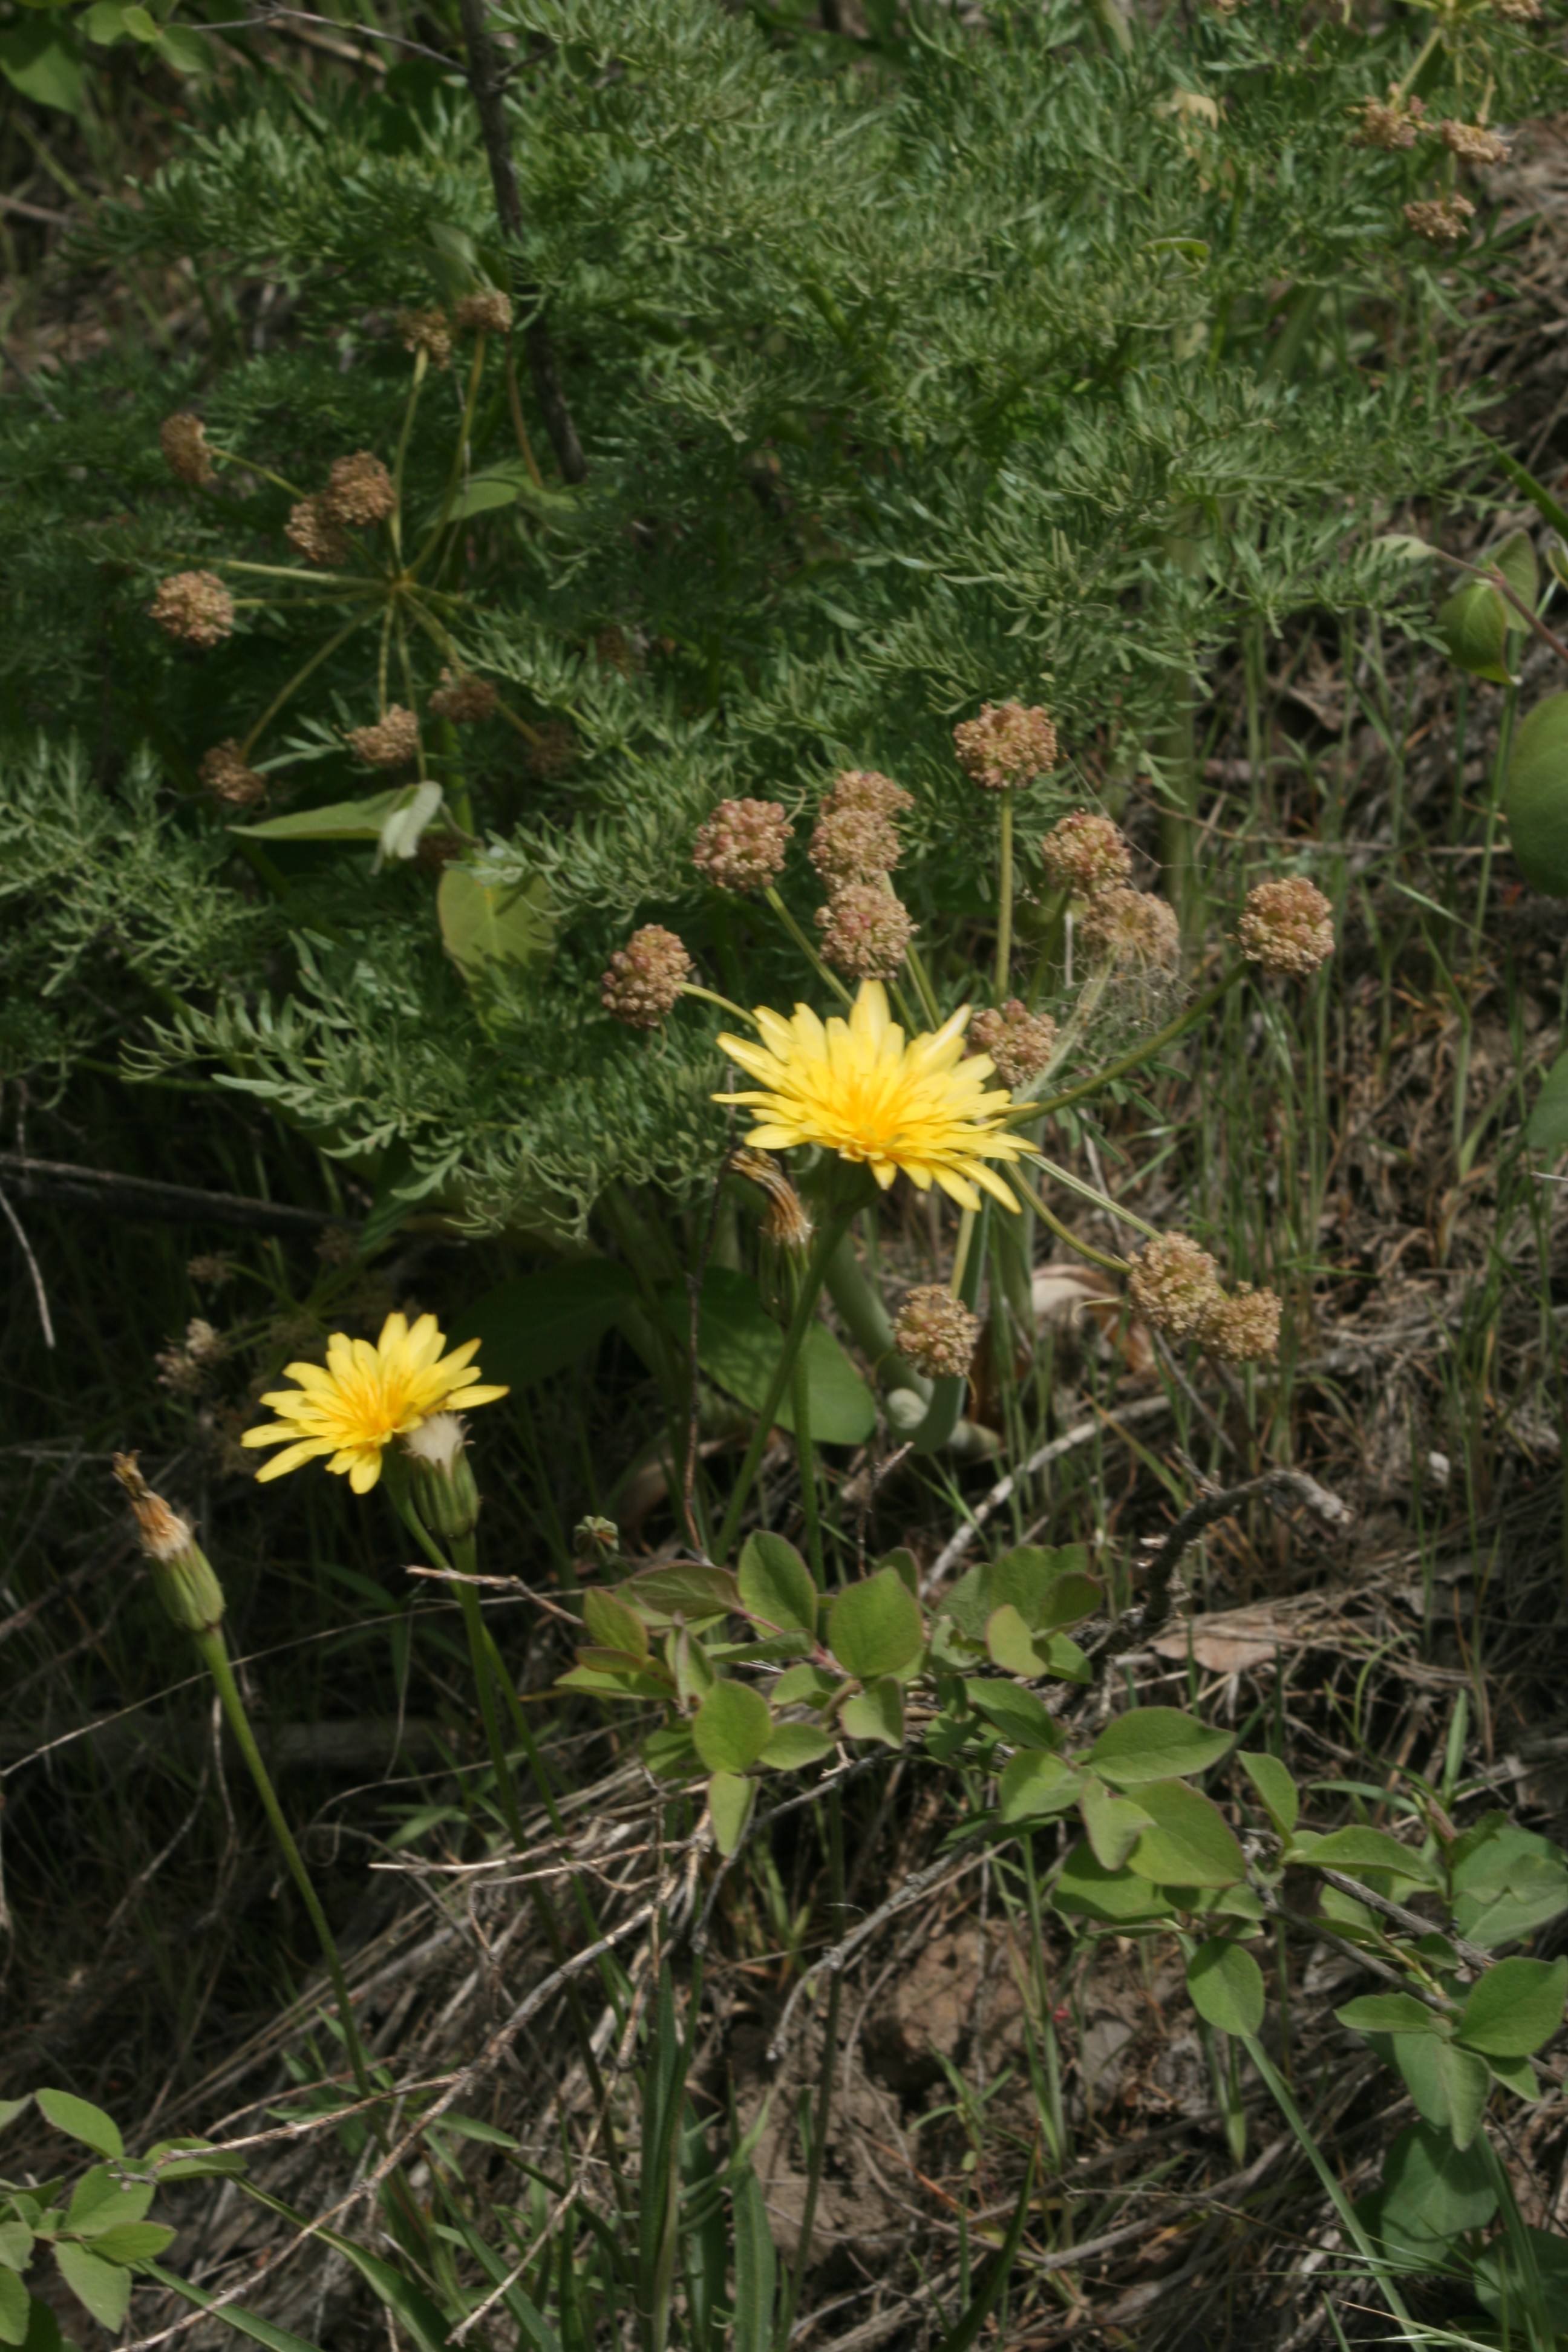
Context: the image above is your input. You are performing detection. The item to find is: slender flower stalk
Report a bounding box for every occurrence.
[714,1210,855,1563]
[1005,966,1244,1123]
[995,788,1015,993]
[764,883,854,1007]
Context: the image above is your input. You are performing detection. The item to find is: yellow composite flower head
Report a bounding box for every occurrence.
[241,1312,509,1495]
[716,980,1033,1213]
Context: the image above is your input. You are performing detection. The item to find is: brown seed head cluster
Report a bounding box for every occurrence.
[429,667,498,724]
[1236,877,1335,976]
[825,769,913,820]
[953,701,1059,791]
[397,307,453,368]
[286,495,351,569]
[151,570,234,648]
[693,798,793,893]
[526,719,580,780]
[1492,0,1542,21]
[1353,93,1426,149]
[1403,194,1475,244]
[454,287,514,335]
[188,1253,235,1287]
[1201,1285,1282,1365]
[200,739,266,808]
[348,705,420,769]
[969,999,1059,1088]
[815,881,917,979]
[1440,120,1510,164]
[809,802,903,886]
[895,1284,982,1381]
[1128,1233,1223,1341]
[601,926,693,1028]
[1078,886,1180,971]
[322,451,396,528]
[730,1148,814,1254]
[1039,809,1133,897]
[160,413,215,487]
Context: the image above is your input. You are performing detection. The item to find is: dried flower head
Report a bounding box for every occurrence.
[454,287,514,335]
[397,306,453,368]
[155,1340,204,1396]
[1352,93,1426,149]
[953,701,1059,791]
[151,570,234,648]
[969,999,1058,1088]
[1128,1233,1224,1341]
[1078,886,1180,970]
[809,802,903,886]
[816,881,917,979]
[429,667,498,723]
[199,739,266,808]
[895,1284,982,1379]
[114,1453,227,1633]
[1403,195,1475,244]
[601,925,693,1027]
[188,1254,235,1287]
[526,719,580,780]
[823,768,913,820]
[693,798,793,893]
[730,1148,815,1254]
[1492,0,1541,21]
[1440,120,1510,164]
[1236,877,1335,976]
[286,495,351,569]
[1199,1284,1282,1364]
[160,413,215,487]
[1040,810,1133,896]
[186,1318,227,1367]
[322,451,396,528]
[348,705,420,768]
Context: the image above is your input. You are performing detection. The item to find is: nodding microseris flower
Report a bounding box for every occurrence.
[809,802,903,886]
[403,1411,481,1540]
[1440,120,1511,165]
[968,1000,1058,1088]
[527,719,580,780]
[348,706,420,769]
[1403,195,1475,244]
[1352,93,1426,150]
[730,1147,814,1253]
[114,1453,227,1635]
[160,413,215,487]
[716,979,1035,1213]
[429,667,498,724]
[953,701,1059,791]
[151,571,234,648]
[1128,1232,1223,1341]
[1236,877,1335,976]
[601,925,693,1027]
[823,768,913,821]
[454,287,514,335]
[200,740,266,808]
[286,495,351,569]
[1039,810,1133,897]
[816,881,918,979]
[397,306,453,368]
[322,451,396,528]
[693,798,793,893]
[1199,1284,1282,1365]
[1078,886,1180,971]
[894,1284,981,1379]
[241,1311,508,1495]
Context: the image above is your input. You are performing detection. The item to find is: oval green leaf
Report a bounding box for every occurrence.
[828,1567,923,1680]
[35,2090,123,2159]
[840,1677,904,1749]
[760,1722,834,1770]
[998,1749,1081,1823]
[1088,1708,1234,1788]
[737,1532,817,1638]
[1125,1778,1246,1887]
[1455,1955,1568,2057]
[1336,1992,1444,2037]
[1438,582,1513,685]
[1506,691,1568,896]
[1240,1751,1299,1837]
[1186,1937,1266,2036]
[1293,1824,1437,1883]
[53,2246,129,2336]
[691,1681,773,1774]
[708,1770,754,1858]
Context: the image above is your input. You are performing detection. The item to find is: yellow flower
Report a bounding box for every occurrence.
[241,1312,508,1494]
[716,980,1033,1212]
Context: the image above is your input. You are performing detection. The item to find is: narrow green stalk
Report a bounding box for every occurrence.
[773,1784,846,2352]
[1018,1155,1157,1243]
[823,1229,931,1400]
[995,787,1014,995]
[413,333,491,575]
[949,1204,978,1298]
[680,980,755,1026]
[1008,1171,1129,1275]
[906,941,943,1026]
[239,612,373,761]
[791,1339,825,1592]
[389,346,430,563]
[206,446,310,502]
[714,1209,854,1563]
[221,560,381,592]
[763,884,854,1007]
[1020,967,1243,1122]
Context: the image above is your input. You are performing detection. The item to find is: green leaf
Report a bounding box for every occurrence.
[1186,1938,1266,2036]
[34,2094,122,2160]
[737,1532,817,1638]
[1437,582,1514,685]
[1487,2051,1540,2100]
[759,1722,833,1769]
[963,1680,1059,1749]
[1449,1815,1568,1947]
[1380,2123,1497,2245]
[154,22,212,70]
[1088,1709,1234,1788]
[0,2272,30,2350]
[731,2164,775,2352]
[1455,1956,1568,2057]
[708,1771,754,1857]
[840,1677,904,1749]
[82,2,132,37]
[0,2230,31,2273]
[1506,692,1568,897]
[1336,1993,1445,2037]
[1475,2227,1568,2333]
[146,2259,350,2352]
[1040,1632,1092,1684]
[143,2138,247,2181]
[0,24,82,113]
[691,1682,773,1774]
[1434,2040,1491,2150]
[582,1587,649,1661]
[53,2246,129,2335]
[121,3,157,33]
[640,1722,700,1780]
[996,1749,1080,1823]
[1292,1824,1436,1883]
[19,2296,58,2352]
[1053,1843,1174,1925]
[1124,1779,1246,1888]
[556,1659,676,1701]
[1034,1574,1103,1633]
[437,866,554,984]
[1240,1751,1298,1837]
[771,1664,838,1707]
[0,2100,28,2137]
[985,1603,1047,1677]
[985,1546,1082,1625]
[828,1569,923,1679]
[452,1261,638,1393]
[87,2226,175,2265]
[235,788,415,844]
[1526,1050,1568,1151]
[67,2168,152,2233]
[671,1625,716,1708]
[431,2114,520,2149]
[681,1267,875,1445]
[1080,1776,1152,1872]
[622,1563,739,1622]
[1489,528,1538,613]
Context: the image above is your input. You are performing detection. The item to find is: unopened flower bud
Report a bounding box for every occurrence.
[321,451,396,528]
[1040,810,1133,896]
[1128,1233,1223,1341]
[823,769,912,820]
[114,1453,227,1635]
[573,1514,621,1560]
[454,287,514,335]
[894,1284,981,1380]
[953,702,1058,791]
[429,667,498,723]
[1403,195,1475,244]
[1078,886,1180,970]
[151,570,234,647]
[816,881,916,979]
[693,799,792,893]
[601,925,693,1027]
[730,1148,814,1253]
[286,495,351,569]
[403,1414,481,1541]
[160,413,215,487]
[809,802,902,885]
[1198,1284,1282,1364]
[1352,93,1426,150]
[1440,120,1509,164]
[398,307,453,368]
[200,740,266,807]
[969,1000,1058,1087]
[1236,877,1334,976]
[348,705,420,768]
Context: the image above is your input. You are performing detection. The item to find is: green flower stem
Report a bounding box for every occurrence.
[193,1627,382,2132]
[995,786,1014,995]
[206,447,310,502]
[239,612,373,762]
[1024,1152,1157,1243]
[389,345,430,565]
[714,1209,855,1564]
[1393,21,1442,97]
[907,1197,990,1457]
[949,1204,978,1296]
[679,980,755,1027]
[400,596,546,749]
[763,885,854,1007]
[1008,1170,1129,1276]
[773,1780,846,2352]
[413,333,490,577]
[789,1282,826,1591]
[823,1231,931,1401]
[221,560,382,592]
[906,942,943,1027]
[1010,965,1243,1124]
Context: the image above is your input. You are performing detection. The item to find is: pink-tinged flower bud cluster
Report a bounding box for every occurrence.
[1128,1233,1282,1362]
[1078,886,1180,972]
[430,667,498,724]
[322,451,396,528]
[1201,1285,1283,1365]
[1040,810,1133,896]
[348,706,420,769]
[1403,195,1475,244]
[809,802,902,886]
[160,413,215,486]
[815,881,917,979]
[601,925,693,1027]
[895,1284,981,1379]
[953,701,1058,791]
[200,740,266,807]
[1440,120,1509,164]
[454,287,514,335]
[398,307,453,368]
[693,798,792,893]
[1353,93,1425,149]
[286,495,351,569]
[808,771,916,971]
[1236,877,1334,976]
[151,570,234,647]
[968,1000,1058,1087]
[825,769,913,820]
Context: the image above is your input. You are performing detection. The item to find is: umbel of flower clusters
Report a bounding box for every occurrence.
[160,413,215,486]
[286,495,350,569]
[825,769,913,820]
[692,798,792,893]
[1442,121,1510,164]
[1236,877,1334,976]
[321,452,396,528]
[894,1284,982,1379]
[1079,886,1180,971]
[1127,1235,1281,1364]
[1353,92,1426,149]
[151,571,234,647]
[430,668,498,724]
[1040,810,1132,897]
[454,287,514,335]
[602,926,693,1027]
[114,1453,227,1635]
[809,801,903,886]
[816,881,918,979]
[348,706,420,769]
[953,701,1058,791]
[398,307,453,368]
[969,1000,1057,1088]
[1405,195,1475,244]
[200,740,266,808]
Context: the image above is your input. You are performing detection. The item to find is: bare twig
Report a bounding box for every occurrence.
[0,1151,349,1239]
[923,1394,1174,1592]
[0,1183,53,1346]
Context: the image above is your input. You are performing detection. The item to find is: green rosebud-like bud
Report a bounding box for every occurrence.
[402,1414,481,1542]
[114,1453,227,1635]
